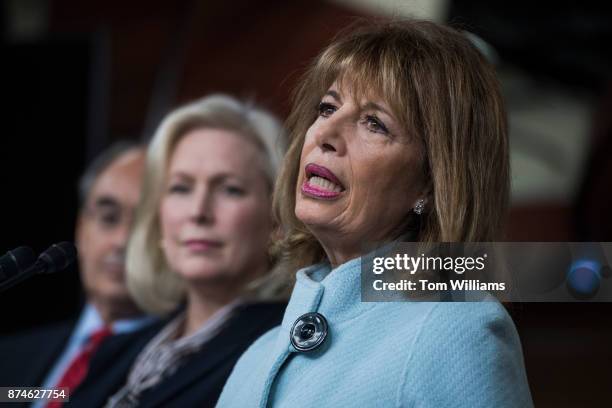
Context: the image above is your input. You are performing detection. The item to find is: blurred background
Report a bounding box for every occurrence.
[1,0,611,406]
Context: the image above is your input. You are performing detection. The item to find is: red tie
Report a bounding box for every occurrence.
[45,326,113,408]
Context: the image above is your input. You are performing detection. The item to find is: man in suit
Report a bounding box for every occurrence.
[0,142,156,406]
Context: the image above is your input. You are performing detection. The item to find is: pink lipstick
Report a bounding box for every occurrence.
[301,163,345,200]
[184,239,222,252]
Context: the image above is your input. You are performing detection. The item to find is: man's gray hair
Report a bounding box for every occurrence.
[78,140,142,209]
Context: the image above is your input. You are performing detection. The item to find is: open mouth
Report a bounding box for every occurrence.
[302,163,346,199]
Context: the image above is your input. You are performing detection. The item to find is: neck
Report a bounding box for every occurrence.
[180,262,269,337]
[321,243,362,269]
[91,298,142,326]
[311,225,408,269]
[181,286,238,338]
[315,232,383,269]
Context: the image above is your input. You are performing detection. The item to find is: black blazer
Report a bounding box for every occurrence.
[0,315,164,408]
[68,301,286,408]
[0,319,75,389]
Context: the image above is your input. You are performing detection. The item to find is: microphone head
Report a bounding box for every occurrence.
[38,242,78,274]
[0,246,37,280]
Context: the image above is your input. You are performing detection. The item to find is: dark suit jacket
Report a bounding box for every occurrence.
[68,301,286,408]
[0,314,164,408]
[0,319,75,390]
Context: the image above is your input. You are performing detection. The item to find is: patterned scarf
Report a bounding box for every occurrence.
[105,300,241,407]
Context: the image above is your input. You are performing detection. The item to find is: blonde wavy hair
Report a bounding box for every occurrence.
[273,19,510,273]
[127,94,286,315]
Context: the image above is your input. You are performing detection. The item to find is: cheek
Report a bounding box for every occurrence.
[295,136,316,203]
[77,223,106,262]
[159,204,184,273]
[159,199,188,263]
[222,200,272,246]
[76,223,91,258]
[349,150,421,214]
[159,198,185,239]
[299,128,317,166]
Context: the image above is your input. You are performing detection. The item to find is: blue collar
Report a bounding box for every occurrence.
[73,303,156,346]
[280,255,378,336]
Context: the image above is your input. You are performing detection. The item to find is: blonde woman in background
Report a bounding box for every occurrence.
[71,94,288,408]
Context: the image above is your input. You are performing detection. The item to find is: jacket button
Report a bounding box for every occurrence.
[290,312,328,352]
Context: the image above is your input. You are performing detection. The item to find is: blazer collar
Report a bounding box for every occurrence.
[280,252,381,337]
[137,303,284,407]
[24,320,75,387]
[278,236,415,350]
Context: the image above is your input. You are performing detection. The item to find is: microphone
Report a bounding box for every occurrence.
[36,242,78,274]
[0,246,37,281]
[0,242,77,293]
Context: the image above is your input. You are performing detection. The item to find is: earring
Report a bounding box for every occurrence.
[413,199,426,215]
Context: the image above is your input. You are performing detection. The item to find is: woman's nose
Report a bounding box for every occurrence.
[314,115,348,155]
[191,188,214,224]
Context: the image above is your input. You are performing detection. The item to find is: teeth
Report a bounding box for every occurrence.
[309,176,342,192]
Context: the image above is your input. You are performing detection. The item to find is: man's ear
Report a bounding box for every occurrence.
[75,213,85,252]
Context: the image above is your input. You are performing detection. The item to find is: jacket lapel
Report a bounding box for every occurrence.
[24,320,75,387]
[69,319,166,407]
[137,303,284,407]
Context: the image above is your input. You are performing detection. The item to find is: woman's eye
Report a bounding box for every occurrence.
[363,115,390,135]
[223,185,245,196]
[317,102,337,118]
[168,184,190,194]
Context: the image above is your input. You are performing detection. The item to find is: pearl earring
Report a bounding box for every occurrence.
[414,199,426,215]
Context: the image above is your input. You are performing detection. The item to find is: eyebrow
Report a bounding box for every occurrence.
[93,196,120,209]
[362,101,392,117]
[168,171,243,184]
[324,90,343,104]
[325,90,393,118]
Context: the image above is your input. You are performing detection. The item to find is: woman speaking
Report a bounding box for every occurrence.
[217,20,533,407]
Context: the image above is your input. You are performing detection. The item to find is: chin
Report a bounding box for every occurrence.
[98,284,133,304]
[178,265,227,284]
[296,201,333,228]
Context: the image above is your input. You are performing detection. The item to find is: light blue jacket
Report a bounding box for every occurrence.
[217,255,533,407]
